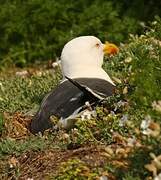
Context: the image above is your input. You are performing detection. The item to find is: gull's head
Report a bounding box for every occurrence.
[61,36,118,82]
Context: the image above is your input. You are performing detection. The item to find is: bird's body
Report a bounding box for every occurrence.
[30,78,115,133]
[30,36,118,134]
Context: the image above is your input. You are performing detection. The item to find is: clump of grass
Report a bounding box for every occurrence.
[0,70,61,113]
[0,136,51,156]
[52,158,98,180]
[104,23,161,123]
[70,107,130,145]
[122,174,141,180]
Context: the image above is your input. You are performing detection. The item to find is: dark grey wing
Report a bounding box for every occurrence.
[65,76,105,100]
[30,80,99,134]
[30,78,115,134]
[75,78,115,98]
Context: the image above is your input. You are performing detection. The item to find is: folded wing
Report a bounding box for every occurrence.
[30,78,115,134]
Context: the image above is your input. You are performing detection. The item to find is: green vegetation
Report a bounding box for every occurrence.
[0,70,61,113]
[0,0,161,67]
[0,136,50,156]
[0,1,161,178]
[106,17,161,121]
[0,19,161,179]
[53,159,98,179]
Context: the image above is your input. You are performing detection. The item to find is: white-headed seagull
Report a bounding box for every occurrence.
[30,36,119,134]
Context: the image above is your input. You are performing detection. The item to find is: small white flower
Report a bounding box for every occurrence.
[141,115,151,129]
[124,57,132,63]
[140,115,152,135]
[81,110,96,120]
[114,100,127,111]
[119,114,128,127]
[140,119,150,130]
[9,164,14,168]
[110,129,113,133]
[110,111,115,116]
[85,101,93,111]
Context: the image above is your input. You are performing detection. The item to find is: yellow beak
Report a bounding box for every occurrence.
[103,41,119,55]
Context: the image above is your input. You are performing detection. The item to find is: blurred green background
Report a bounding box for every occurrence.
[0,0,161,67]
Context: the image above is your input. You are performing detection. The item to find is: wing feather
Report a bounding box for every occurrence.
[30,78,115,134]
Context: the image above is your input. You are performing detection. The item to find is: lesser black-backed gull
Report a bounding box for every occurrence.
[30,36,118,134]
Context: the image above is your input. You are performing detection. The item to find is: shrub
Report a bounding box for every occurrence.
[0,0,160,67]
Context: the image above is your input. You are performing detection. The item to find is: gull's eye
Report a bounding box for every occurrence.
[95,43,100,48]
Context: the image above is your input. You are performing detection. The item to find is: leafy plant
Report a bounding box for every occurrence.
[0,70,61,113]
[0,0,160,67]
[52,158,97,180]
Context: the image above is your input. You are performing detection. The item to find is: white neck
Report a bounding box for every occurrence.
[62,66,115,85]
